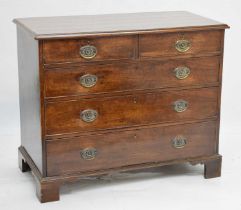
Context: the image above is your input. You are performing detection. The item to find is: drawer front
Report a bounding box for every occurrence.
[46,121,217,176]
[43,36,137,64]
[45,88,218,136]
[45,56,220,98]
[140,30,223,58]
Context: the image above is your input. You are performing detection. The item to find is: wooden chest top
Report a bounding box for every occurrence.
[13,11,228,39]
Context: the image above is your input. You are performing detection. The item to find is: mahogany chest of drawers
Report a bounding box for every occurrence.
[14,11,229,203]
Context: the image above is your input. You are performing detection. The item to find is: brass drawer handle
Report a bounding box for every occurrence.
[80,109,98,123]
[172,135,187,149]
[175,40,191,52]
[79,45,97,59]
[80,148,97,160]
[80,74,98,88]
[174,66,191,80]
[173,100,188,112]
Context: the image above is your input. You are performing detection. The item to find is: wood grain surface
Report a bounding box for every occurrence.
[45,87,219,136]
[45,56,220,98]
[17,26,43,173]
[140,30,223,58]
[46,120,217,176]
[13,11,228,39]
[43,35,137,64]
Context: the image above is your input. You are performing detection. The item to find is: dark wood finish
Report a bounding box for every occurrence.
[140,30,223,58]
[204,155,222,178]
[18,145,222,203]
[19,146,222,181]
[36,180,60,203]
[45,87,218,136]
[18,148,31,172]
[43,36,137,64]
[45,119,218,140]
[45,56,220,98]
[46,121,217,176]
[16,26,43,174]
[13,11,228,39]
[14,11,228,202]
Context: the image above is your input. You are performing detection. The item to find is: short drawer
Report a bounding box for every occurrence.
[46,120,217,176]
[45,87,218,136]
[45,56,220,98]
[43,36,137,64]
[139,30,223,58]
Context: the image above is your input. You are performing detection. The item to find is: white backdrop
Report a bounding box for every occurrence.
[0,0,241,209]
[0,0,240,135]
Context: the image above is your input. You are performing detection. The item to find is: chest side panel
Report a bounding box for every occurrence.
[17,26,43,174]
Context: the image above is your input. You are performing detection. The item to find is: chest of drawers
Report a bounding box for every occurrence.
[14,11,229,203]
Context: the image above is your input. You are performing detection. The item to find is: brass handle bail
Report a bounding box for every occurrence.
[80,148,97,160]
[80,45,97,59]
[79,74,98,88]
[80,109,98,123]
[172,136,187,149]
[175,40,191,52]
[174,66,191,80]
[173,100,188,112]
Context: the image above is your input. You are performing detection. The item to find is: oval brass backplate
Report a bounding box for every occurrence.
[173,100,188,112]
[79,45,97,59]
[172,135,187,149]
[175,40,191,52]
[80,148,97,160]
[174,66,191,80]
[80,74,98,88]
[80,109,98,123]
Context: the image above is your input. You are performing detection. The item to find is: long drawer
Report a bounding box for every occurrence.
[46,120,217,176]
[45,56,220,98]
[45,87,218,136]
